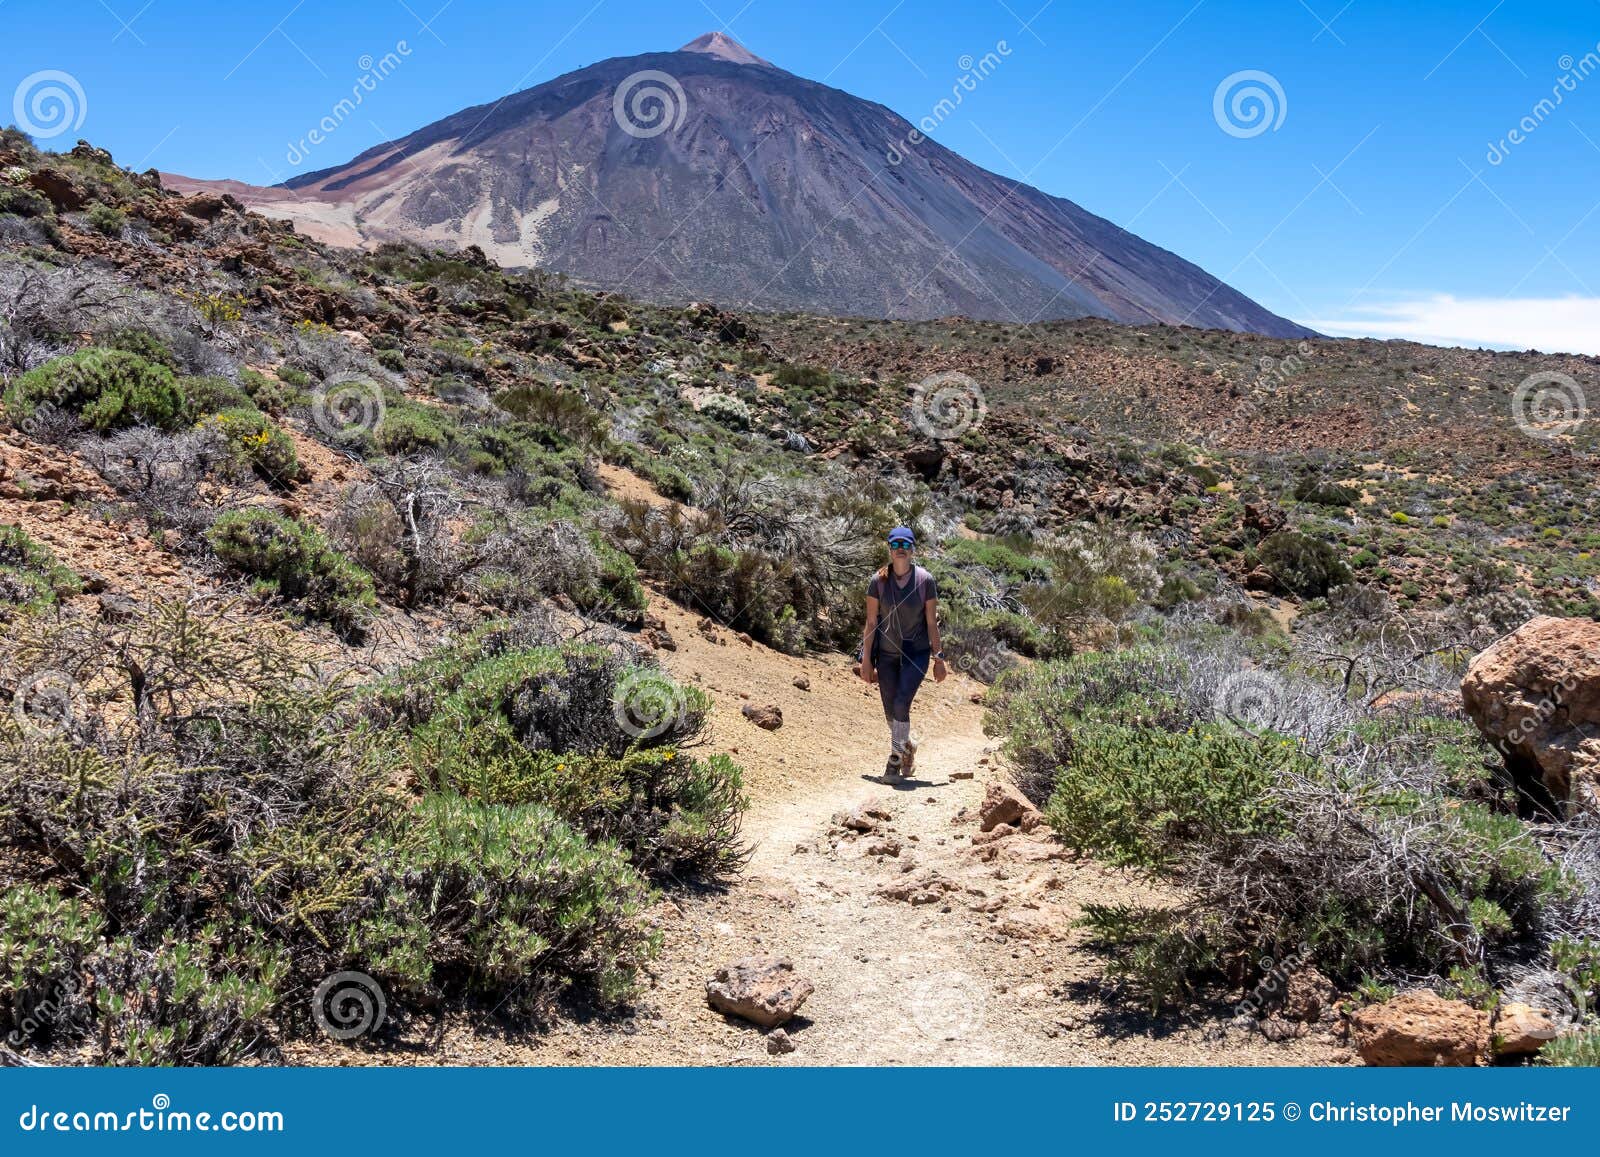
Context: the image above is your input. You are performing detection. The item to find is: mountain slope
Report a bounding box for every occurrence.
[170,34,1310,337]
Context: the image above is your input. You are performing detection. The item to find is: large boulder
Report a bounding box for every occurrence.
[1349,990,1489,1066]
[25,167,88,211]
[705,956,813,1028]
[1460,615,1600,814]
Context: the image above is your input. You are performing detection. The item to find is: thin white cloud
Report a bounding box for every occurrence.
[1306,295,1600,357]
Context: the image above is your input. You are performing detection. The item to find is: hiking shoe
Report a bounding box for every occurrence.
[901,738,918,776]
[884,753,903,778]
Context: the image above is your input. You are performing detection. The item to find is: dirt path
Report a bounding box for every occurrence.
[375,596,1351,1067]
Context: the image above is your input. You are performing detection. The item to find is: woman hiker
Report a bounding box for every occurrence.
[859,526,947,778]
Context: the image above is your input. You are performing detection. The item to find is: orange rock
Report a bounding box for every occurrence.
[1493,1002,1559,1057]
[1349,990,1489,1066]
[705,956,813,1028]
[1461,615,1600,812]
[978,781,1039,832]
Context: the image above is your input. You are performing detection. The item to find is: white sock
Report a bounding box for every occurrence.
[890,720,910,754]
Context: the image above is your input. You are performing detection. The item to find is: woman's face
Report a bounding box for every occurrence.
[888,538,913,562]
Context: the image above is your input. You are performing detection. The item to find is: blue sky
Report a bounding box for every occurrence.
[6,0,1600,351]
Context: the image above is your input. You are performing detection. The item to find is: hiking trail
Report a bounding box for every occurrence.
[313,595,1350,1067]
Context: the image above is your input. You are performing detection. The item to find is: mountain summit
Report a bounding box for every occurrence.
[678,31,773,67]
[170,36,1308,335]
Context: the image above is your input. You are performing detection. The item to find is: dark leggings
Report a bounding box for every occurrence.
[874,648,930,723]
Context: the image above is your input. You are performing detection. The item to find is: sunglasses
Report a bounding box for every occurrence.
[888,540,913,549]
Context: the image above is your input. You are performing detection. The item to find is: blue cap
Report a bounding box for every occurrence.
[887,526,915,544]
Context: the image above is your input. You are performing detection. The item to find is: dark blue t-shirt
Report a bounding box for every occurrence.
[868,566,937,656]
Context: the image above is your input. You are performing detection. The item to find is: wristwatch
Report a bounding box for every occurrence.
[933,650,946,660]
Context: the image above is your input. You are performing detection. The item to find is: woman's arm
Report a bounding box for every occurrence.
[860,595,879,683]
[925,597,948,682]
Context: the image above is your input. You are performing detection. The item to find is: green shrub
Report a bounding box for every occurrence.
[1294,475,1358,506]
[101,328,178,371]
[987,643,1584,1009]
[238,368,295,415]
[407,727,742,877]
[179,374,254,415]
[376,401,454,456]
[773,362,831,390]
[0,636,401,1063]
[0,524,81,611]
[84,202,125,238]
[698,392,751,429]
[1078,903,1221,1014]
[363,794,659,1011]
[592,539,648,615]
[939,537,1051,584]
[5,348,187,432]
[199,407,301,486]
[1042,722,1297,870]
[637,459,695,503]
[0,185,53,218]
[93,930,287,1066]
[461,424,589,488]
[1258,530,1352,597]
[0,884,103,1045]
[1021,522,1159,637]
[1539,1029,1600,1067]
[495,383,606,447]
[385,643,739,876]
[0,604,681,1056]
[940,603,1054,667]
[611,500,834,653]
[206,509,375,634]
